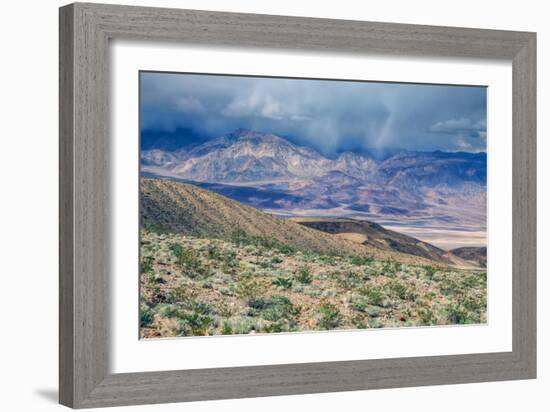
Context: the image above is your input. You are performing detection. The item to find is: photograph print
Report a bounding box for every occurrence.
[139,72,487,339]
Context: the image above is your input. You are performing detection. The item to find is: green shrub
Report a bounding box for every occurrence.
[232,317,258,335]
[272,276,293,289]
[387,281,416,301]
[221,320,233,335]
[445,303,471,324]
[261,295,299,322]
[382,260,401,277]
[417,306,436,325]
[359,285,386,307]
[336,271,364,290]
[461,294,486,312]
[169,243,211,278]
[206,244,221,260]
[262,320,291,333]
[270,256,283,264]
[424,265,436,280]
[295,266,313,284]
[140,256,154,274]
[190,300,213,316]
[351,255,374,266]
[349,296,369,313]
[168,284,194,304]
[236,273,267,302]
[179,312,215,336]
[318,254,337,265]
[140,305,153,327]
[142,222,168,234]
[317,300,341,329]
[155,304,181,318]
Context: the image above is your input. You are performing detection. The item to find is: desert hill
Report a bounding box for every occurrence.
[450,246,487,268]
[141,177,447,265]
[288,217,478,268]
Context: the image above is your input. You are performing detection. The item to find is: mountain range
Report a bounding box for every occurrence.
[141,128,487,249]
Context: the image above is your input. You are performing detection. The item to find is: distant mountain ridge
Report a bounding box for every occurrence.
[142,128,379,183]
[141,128,487,244]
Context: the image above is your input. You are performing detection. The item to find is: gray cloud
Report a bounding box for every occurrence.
[140,72,487,155]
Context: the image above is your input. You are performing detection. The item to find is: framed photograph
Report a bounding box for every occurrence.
[59,2,536,408]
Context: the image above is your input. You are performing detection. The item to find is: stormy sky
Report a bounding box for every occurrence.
[140,71,487,156]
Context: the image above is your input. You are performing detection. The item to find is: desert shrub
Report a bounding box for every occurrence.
[298,250,317,262]
[229,230,295,255]
[270,256,283,264]
[358,285,386,307]
[272,276,293,289]
[318,254,338,265]
[317,300,341,329]
[169,242,184,258]
[168,284,195,304]
[150,288,168,304]
[439,278,462,296]
[248,297,269,310]
[155,304,181,319]
[382,260,401,277]
[214,301,234,317]
[351,255,374,266]
[236,273,267,302]
[232,317,258,335]
[351,314,369,329]
[423,265,436,280]
[277,244,295,255]
[261,295,299,323]
[142,222,168,234]
[336,271,364,290]
[460,293,486,313]
[143,271,164,284]
[349,296,369,313]
[169,243,211,278]
[206,244,221,260]
[221,320,233,335]
[262,320,292,333]
[140,304,154,327]
[417,306,436,325]
[190,300,214,316]
[220,251,238,274]
[367,306,381,318]
[140,256,154,274]
[368,318,384,328]
[387,281,416,301]
[295,266,313,284]
[445,303,477,324]
[179,312,215,336]
[462,273,485,289]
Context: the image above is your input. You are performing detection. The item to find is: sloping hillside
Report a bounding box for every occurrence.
[141,177,438,264]
[288,217,477,268]
[450,247,487,268]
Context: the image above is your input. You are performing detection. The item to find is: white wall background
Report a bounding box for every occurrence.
[0,0,546,411]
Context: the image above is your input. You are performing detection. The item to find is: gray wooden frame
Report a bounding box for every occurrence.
[59,2,536,408]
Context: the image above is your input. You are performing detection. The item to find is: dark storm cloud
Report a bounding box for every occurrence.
[140,72,487,155]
